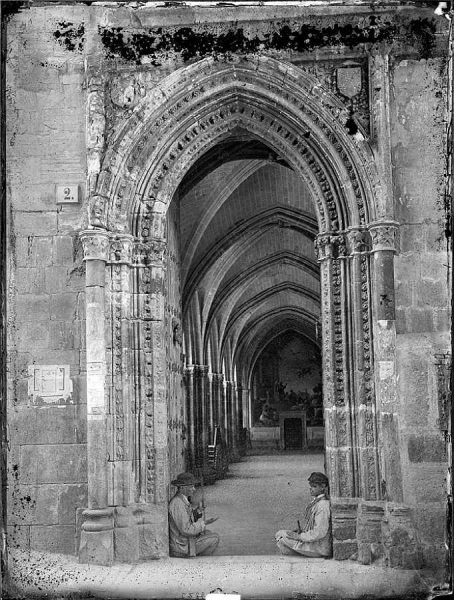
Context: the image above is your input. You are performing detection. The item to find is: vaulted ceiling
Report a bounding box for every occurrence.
[177,137,320,384]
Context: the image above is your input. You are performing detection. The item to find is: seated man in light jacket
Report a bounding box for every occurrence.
[275,471,332,557]
[169,472,219,557]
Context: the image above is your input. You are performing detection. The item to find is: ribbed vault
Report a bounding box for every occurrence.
[179,145,321,417]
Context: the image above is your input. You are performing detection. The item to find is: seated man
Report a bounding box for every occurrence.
[169,472,219,557]
[275,471,332,557]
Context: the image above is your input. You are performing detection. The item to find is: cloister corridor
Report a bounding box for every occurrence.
[203,453,325,556]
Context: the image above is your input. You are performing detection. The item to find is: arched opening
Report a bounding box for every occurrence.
[172,133,325,554]
[80,55,404,564]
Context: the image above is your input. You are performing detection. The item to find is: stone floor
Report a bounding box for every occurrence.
[204,452,324,555]
[6,453,439,599]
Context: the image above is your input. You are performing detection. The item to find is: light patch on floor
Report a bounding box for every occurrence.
[203,452,325,556]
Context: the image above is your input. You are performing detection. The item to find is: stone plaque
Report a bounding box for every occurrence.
[28,364,73,405]
[336,66,362,99]
[56,184,79,204]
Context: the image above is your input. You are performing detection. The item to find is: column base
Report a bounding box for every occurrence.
[79,508,114,566]
[78,504,169,565]
[331,499,423,569]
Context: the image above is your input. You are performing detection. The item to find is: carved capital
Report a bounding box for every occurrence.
[132,242,148,266]
[347,228,371,254]
[194,365,209,378]
[331,233,347,258]
[369,221,399,253]
[314,233,333,261]
[147,240,167,265]
[109,235,134,264]
[80,230,110,262]
[211,372,224,384]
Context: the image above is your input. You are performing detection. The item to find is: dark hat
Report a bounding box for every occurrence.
[308,472,329,486]
[171,472,199,487]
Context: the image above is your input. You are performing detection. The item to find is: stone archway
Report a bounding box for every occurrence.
[79,54,404,565]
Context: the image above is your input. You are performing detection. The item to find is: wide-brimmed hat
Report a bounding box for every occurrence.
[308,471,329,486]
[171,472,199,487]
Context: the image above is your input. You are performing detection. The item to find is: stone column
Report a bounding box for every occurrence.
[227,381,240,460]
[132,226,170,558]
[225,379,233,449]
[108,235,134,507]
[145,238,169,506]
[369,221,403,503]
[193,365,209,469]
[79,230,114,565]
[346,229,380,501]
[184,366,195,470]
[236,384,244,433]
[211,372,224,434]
[316,233,354,498]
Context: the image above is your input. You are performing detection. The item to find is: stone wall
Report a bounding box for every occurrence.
[6,5,88,553]
[391,57,450,570]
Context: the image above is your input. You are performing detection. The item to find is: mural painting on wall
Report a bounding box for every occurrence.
[253,333,323,428]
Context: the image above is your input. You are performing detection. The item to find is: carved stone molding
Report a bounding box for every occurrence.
[88,56,382,236]
[369,221,399,253]
[80,230,110,261]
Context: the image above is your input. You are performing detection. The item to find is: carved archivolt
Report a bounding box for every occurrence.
[86,55,383,237]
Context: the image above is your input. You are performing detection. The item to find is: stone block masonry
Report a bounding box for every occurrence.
[6,2,88,553]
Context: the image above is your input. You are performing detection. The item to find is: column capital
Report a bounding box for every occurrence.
[368,221,399,253]
[346,228,371,254]
[211,372,225,384]
[194,364,209,378]
[132,239,167,266]
[147,239,167,265]
[314,232,333,261]
[80,229,110,261]
[109,234,135,264]
[315,232,348,260]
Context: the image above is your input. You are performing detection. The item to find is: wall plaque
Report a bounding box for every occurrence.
[56,184,79,204]
[28,364,73,405]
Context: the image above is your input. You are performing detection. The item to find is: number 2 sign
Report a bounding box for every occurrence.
[56,184,79,204]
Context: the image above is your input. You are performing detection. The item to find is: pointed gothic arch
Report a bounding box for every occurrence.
[80,53,402,564]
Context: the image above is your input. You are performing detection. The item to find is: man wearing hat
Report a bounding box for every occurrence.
[275,472,332,557]
[168,472,220,557]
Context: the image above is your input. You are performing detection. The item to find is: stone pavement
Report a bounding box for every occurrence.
[203,452,324,555]
[6,548,433,599]
[5,453,437,599]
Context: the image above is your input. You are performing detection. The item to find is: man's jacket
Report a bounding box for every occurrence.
[296,494,332,557]
[168,493,206,556]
